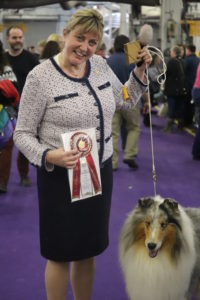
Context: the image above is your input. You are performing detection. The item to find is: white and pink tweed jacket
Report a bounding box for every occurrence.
[14,54,147,168]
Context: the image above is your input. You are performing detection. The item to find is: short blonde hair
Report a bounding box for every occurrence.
[47,33,62,43]
[37,39,47,48]
[97,42,106,51]
[66,8,104,41]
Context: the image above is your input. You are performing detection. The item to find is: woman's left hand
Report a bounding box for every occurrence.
[134,47,152,81]
[137,47,152,70]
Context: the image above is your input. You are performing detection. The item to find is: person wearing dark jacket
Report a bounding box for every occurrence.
[183,44,199,126]
[107,35,140,170]
[163,45,187,132]
[6,25,39,186]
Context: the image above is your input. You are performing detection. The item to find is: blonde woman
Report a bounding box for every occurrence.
[47,33,64,50]
[14,8,151,300]
[37,39,47,58]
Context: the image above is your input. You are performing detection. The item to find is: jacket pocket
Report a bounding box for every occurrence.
[54,92,79,102]
[98,81,111,90]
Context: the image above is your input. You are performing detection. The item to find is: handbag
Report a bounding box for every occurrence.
[0,79,19,150]
[0,105,16,150]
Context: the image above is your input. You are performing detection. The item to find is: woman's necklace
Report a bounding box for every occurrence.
[58,52,86,78]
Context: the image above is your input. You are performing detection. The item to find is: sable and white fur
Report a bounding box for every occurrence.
[119,195,200,300]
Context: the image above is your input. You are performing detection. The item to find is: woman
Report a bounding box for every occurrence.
[0,40,19,193]
[47,33,64,50]
[14,8,151,300]
[40,40,61,62]
[164,45,187,132]
[37,39,47,59]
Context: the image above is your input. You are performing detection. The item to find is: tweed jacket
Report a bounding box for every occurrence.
[14,54,147,168]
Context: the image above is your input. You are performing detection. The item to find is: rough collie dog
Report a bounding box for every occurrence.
[119,196,200,300]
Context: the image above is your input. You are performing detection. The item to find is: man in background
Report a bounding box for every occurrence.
[6,25,39,186]
[107,35,142,171]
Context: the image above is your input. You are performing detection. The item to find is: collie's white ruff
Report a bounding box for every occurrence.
[119,196,197,300]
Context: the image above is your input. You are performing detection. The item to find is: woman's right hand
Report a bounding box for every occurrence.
[46,148,81,169]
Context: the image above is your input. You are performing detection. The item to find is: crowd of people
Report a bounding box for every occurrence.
[0,27,65,193]
[95,39,200,166]
[1,25,199,195]
[162,44,200,160]
[0,7,199,300]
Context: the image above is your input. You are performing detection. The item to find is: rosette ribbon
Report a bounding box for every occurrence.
[70,132,101,199]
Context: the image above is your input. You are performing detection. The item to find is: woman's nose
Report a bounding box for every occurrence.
[80,41,88,51]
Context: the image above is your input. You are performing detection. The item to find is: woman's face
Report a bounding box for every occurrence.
[63,28,99,66]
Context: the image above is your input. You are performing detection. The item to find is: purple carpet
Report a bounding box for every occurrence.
[0,114,199,300]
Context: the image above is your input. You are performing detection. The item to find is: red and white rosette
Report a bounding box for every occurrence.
[70,132,101,199]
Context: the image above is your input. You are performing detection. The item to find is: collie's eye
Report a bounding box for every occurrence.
[160,222,167,229]
[145,221,150,227]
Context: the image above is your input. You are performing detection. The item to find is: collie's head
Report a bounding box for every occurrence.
[122,196,184,261]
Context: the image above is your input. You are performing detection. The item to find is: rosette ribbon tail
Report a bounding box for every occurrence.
[72,159,81,199]
[85,154,101,193]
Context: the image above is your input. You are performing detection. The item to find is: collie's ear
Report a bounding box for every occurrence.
[163,198,179,211]
[138,197,154,209]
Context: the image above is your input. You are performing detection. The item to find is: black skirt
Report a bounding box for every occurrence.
[37,157,113,262]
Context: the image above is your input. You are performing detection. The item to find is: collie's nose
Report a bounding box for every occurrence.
[147,242,157,250]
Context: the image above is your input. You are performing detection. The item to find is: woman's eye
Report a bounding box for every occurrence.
[76,35,83,41]
[89,40,97,46]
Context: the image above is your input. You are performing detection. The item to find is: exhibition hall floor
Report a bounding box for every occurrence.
[0,113,199,300]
